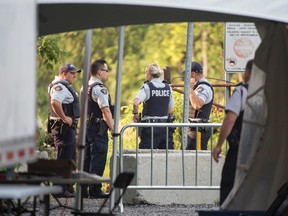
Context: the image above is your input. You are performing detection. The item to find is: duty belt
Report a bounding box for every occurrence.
[71,123,78,129]
[141,119,168,123]
[50,119,78,129]
[88,117,103,124]
[188,118,208,123]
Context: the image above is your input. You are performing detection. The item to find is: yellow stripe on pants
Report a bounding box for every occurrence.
[197,131,201,150]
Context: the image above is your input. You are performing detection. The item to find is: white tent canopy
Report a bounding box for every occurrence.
[37,0,288,35]
[37,0,288,212]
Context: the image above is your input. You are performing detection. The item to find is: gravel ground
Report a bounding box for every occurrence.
[17,197,220,216]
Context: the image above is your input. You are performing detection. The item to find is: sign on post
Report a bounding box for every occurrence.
[225,22,261,72]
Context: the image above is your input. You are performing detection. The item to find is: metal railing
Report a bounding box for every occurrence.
[113,122,222,212]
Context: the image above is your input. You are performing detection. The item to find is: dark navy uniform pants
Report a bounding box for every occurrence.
[186,127,212,150]
[51,122,77,160]
[220,143,238,205]
[51,122,76,193]
[83,123,108,195]
[139,126,174,149]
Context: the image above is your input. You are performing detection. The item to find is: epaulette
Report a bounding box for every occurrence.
[88,82,104,97]
[48,81,68,93]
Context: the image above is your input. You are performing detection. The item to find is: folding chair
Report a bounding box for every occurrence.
[71,172,134,216]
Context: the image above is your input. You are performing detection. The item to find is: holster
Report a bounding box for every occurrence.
[87,113,102,127]
[98,119,108,136]
[60,122,69,135]
[168,114,176,133]
[47,118,61,134]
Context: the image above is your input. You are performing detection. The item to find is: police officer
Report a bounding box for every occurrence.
[48,63,81,197]
[213,59,253,205]
[187,61,214,150]
[83,59,114,199]
[133,62,175,149]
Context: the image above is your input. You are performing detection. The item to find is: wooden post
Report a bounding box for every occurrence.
[164,66,171,84]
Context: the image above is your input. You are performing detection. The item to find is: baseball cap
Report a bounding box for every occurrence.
[191,62,203,73]
[60,63,81,73]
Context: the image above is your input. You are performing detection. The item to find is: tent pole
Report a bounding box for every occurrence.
[181,22,193,185]
[182,23,193,149]
[75,29,93,210]
[110,26,125,213]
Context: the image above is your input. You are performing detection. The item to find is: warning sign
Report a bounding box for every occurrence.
[225,23,261,72]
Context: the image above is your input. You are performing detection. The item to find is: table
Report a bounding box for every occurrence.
[14,170,110,213]
[0,184,62,215]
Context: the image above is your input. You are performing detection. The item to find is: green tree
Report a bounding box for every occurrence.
[37,35,69,122]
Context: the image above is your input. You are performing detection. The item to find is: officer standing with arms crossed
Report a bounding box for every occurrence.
[187,61,214,150]
[133,62,175,149]
[83,59,114,198]
[48,63,81,198]
[213,59,253,205]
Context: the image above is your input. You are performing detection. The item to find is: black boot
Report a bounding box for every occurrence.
[88,184,109,199]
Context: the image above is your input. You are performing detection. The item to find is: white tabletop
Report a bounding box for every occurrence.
[0,184,62,199]
[16,170,110,184]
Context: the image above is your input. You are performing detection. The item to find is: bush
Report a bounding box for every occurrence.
[36,119,54,152]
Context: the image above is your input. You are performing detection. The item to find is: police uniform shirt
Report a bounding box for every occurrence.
[89,76,110,108]
[194,77,213,105]
[49,76,75,104]
[135,78,174,119]
[225,84,248,116]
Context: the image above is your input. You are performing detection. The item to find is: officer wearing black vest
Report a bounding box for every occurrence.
[48,63,81,197]
[187,61,214,150]
[83,59,114,199]
[213,59,253,205]
[133,62,175,149]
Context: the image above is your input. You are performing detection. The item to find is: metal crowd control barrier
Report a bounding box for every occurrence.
[114,122,222,212]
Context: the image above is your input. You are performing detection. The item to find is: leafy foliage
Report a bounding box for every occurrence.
[37,36,69,71]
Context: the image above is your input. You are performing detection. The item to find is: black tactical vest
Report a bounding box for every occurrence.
[48,81,80,120]
[193,81,214,122]
[227,83,249,145]
[87,82,113,119]
[142,81,171,117]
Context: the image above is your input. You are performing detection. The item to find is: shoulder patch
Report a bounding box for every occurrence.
[196,87,204,92]
[101,88,108,95]
[54,86,63,92]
